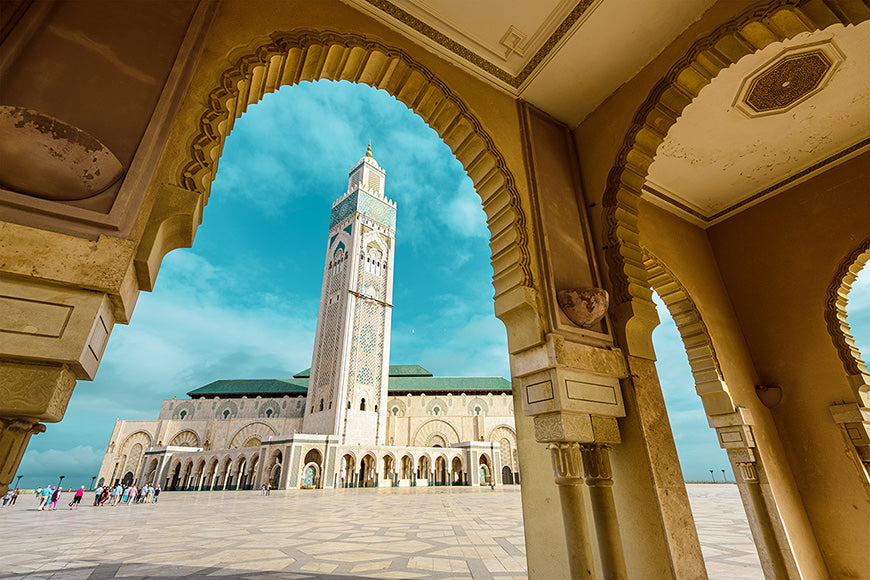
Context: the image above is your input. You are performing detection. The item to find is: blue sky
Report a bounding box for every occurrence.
[17,81,870,489]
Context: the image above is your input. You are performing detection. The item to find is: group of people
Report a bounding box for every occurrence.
[1,488,21,507]
[18,482,162,511]
[34,486,66,510]
[93,483,160,506]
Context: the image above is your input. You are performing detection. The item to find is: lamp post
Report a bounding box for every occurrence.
[15,475,23,489]
[58,475,65,490]
[709,470,714,483]
[721,469,727,483]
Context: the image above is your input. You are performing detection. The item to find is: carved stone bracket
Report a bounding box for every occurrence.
[829,402,870,479]
[0,417,46,494]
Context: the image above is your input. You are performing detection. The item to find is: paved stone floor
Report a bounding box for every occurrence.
[0,484,761,579]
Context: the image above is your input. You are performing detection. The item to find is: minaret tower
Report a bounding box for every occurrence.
[302,145,396,445]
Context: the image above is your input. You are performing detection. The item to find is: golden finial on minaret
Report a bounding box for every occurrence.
[366,142,373,157]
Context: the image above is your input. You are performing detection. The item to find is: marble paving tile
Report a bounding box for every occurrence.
[0,485,762,579]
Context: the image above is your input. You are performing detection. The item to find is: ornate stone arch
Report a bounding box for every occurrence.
[169,429,202,448]
[413,419,460,447]
[171,400,195,420]
[601,1,870,349]
[138,29,535,338]
[643,252,737,416]
[120,430,153,455]
[258,400,281,419]
[825,239,870,405]
[229,422,277,449]
[425,397,448,416]
[387,397,407,416]
[467,397,488,415]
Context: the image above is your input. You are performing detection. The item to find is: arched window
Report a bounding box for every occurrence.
[360,398,366,411]
[265,408,273,418]
[433,407,440,416]
[392,407,399,416]
[347,401,351,410]
[474,406,481,416]
[374,404,378,413]
[319,399,324,412]
[179,410,187,420]
[223,409,231,419]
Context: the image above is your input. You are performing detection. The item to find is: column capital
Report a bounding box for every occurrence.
[579,444,613,487]
[547,442,584,486]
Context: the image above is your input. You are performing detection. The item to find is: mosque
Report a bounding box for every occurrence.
[95,148,519,491]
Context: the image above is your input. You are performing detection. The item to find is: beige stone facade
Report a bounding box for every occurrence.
[96,388,518,491]
[2,1,868,578]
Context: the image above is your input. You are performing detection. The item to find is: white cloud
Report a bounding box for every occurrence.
[18,445,103,488]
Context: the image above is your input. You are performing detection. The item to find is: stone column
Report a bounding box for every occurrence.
[580,444,626,579]
[712,409,800,578]
[733,458,788,579]
[548,442,595,579]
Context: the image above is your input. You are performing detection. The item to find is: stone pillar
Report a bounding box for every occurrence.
[548,442,595,579]
[732,458,789,579]
[0,274,117,494]
[712,409,803,579]
[580,444,626,579]
[0,362,78,494]
[514,335,629,580]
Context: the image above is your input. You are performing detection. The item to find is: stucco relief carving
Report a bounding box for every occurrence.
[0,106,123,201]
[169,429,201,448]
[557,288,609,328]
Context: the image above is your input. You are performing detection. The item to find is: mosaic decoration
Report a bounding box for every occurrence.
[744,50,831,113]
[331,191,397,230]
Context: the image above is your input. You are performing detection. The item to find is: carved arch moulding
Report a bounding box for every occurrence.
[825,238,870,406]
[601,0,870,354]
[137,29,544,351]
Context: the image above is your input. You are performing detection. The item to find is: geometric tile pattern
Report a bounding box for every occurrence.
[0,485,761,579]
[688,484,764,580]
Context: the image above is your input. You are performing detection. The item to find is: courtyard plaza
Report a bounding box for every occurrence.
[0,484,759,579]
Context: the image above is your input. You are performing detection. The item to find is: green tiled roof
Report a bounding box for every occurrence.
[387,376,511,394]
[188,378,309,398]
[187,372,510,398]
[293,364,432,379]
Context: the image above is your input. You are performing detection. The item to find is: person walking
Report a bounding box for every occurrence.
[49,486,60,510]
[70,486,84,510]
[112,484,122,506]
[10,488,19,506]
[93,485,103,506]
[37,486,51,510]
[1,490,11,507]
[153,485,160,503]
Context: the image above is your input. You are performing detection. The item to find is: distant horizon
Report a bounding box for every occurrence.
[16,80,870,490]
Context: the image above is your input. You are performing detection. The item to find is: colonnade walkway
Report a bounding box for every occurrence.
[0,485,760,579]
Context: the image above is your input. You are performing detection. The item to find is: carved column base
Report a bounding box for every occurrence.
[0,417,46,494]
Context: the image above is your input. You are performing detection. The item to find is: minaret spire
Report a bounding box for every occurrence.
[366,142,373,157]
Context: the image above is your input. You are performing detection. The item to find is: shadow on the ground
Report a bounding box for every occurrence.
[0,562,384,580]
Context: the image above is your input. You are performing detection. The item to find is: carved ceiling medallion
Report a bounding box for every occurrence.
[734,40,844,118]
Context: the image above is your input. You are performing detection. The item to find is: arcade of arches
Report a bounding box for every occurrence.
[0,1,868,579]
